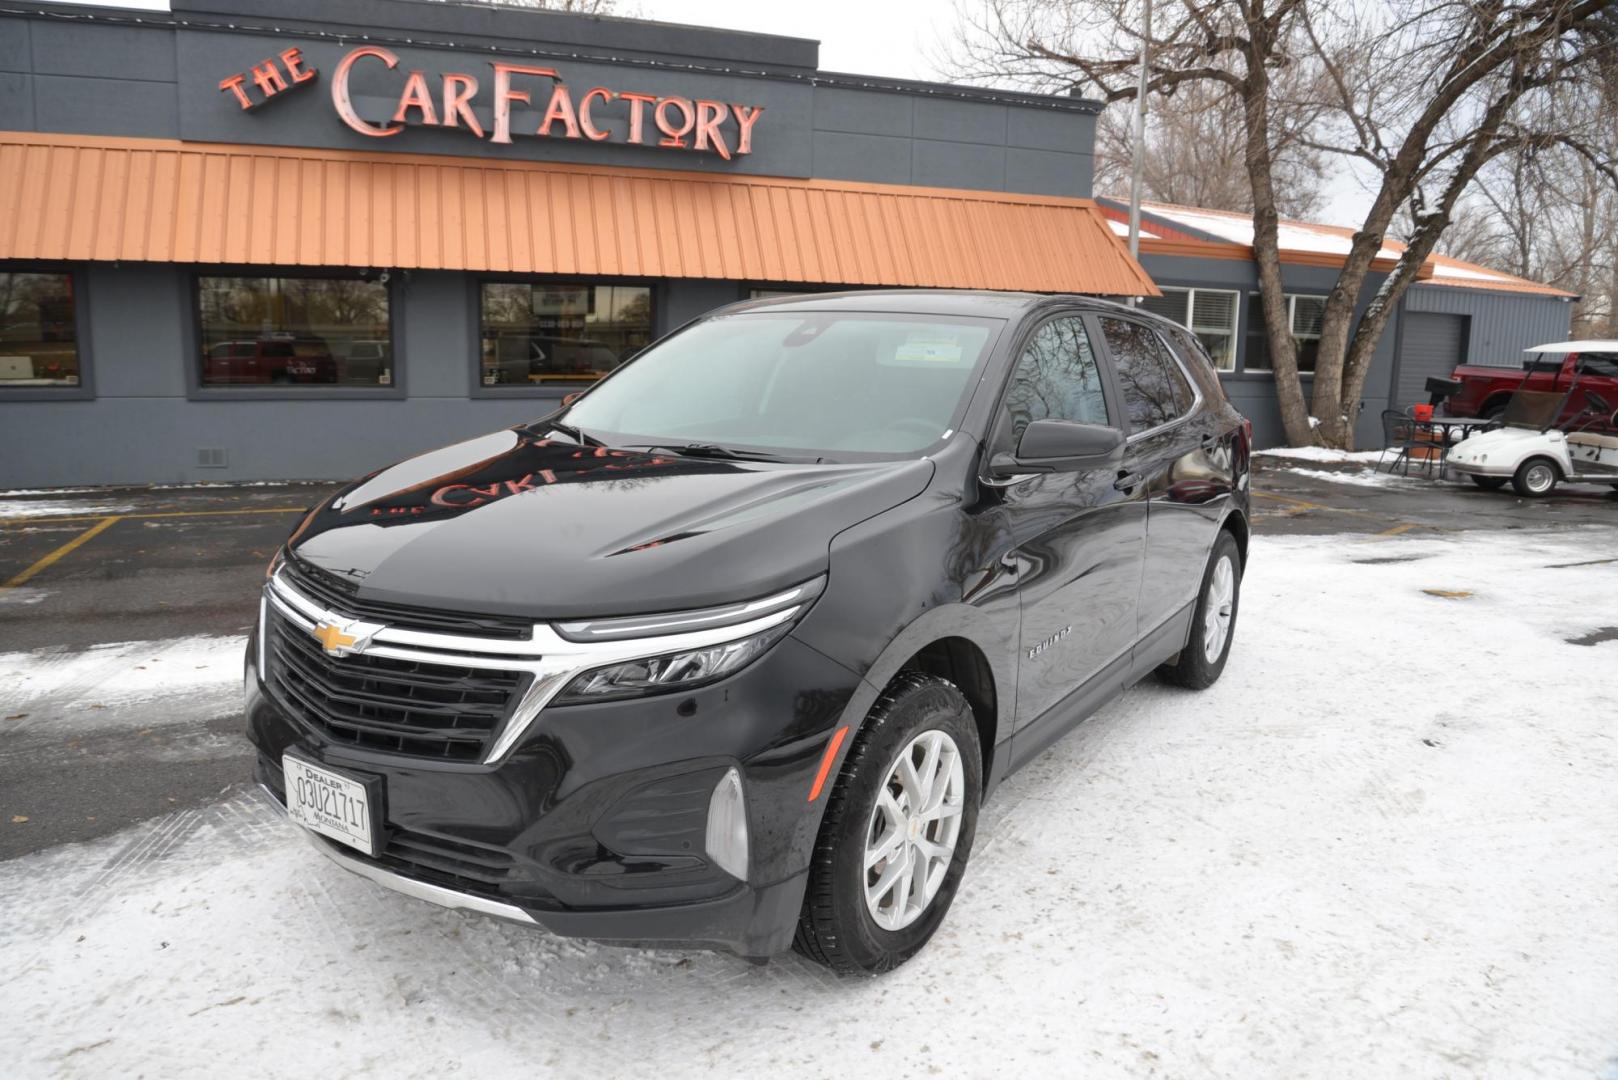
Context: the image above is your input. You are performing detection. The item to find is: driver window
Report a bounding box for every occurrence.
[1001,316,1109,448]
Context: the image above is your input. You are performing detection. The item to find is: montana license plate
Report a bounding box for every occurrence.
[283,754,378,856]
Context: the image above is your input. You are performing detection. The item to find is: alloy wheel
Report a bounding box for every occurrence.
[863,729,966,931]
[1202,554,1236,663]
[1524,463,1555,494]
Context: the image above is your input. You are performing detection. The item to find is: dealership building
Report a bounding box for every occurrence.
[0,0,1573,487]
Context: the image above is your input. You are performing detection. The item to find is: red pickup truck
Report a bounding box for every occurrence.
[1446,350,1618,431]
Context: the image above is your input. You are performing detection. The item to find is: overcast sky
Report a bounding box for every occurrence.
[42,0,1374,226]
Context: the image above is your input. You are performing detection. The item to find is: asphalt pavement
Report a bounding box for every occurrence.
[1,461,1613,860]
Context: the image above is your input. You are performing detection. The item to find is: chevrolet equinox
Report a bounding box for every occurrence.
[247,290,1251,974]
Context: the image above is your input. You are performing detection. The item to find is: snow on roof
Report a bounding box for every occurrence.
[1105,218,1160,240]
[1525,340,1618,354]
[1135,200,1404,261]
[1424,254,1577,298]
[1111,197,1574,298]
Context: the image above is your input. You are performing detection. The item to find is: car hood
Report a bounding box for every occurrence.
[287,428,935,618]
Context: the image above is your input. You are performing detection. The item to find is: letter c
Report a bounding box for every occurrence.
[332,46,403,138]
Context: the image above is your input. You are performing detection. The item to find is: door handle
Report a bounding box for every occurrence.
[1114,471,1143,492]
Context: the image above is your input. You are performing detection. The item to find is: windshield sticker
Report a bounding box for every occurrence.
[891,337,967,366]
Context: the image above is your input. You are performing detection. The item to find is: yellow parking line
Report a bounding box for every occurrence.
[0,506,306,527]
[1253,491,1325,510]
[2,515,123,588]
[1374,523,1419,538]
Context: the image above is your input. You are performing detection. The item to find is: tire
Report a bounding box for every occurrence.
[1470,475,1508,491]
[792,672,982,975]
[1158,530,1242,690]
[1480,399,1508,422]
[1511,456,1560,497]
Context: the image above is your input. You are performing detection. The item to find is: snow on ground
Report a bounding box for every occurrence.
[1254,446,1390,465]
[0,499,137,519]
[1281,465,1428,488]
[0,488,104,498]
[3,530,1618,1079]
[0,635,246,735]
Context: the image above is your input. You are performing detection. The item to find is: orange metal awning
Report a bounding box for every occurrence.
[0,132,1157,296]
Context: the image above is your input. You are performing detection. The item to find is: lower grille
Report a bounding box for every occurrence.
[377,828,516,895]
[265,608,526,761]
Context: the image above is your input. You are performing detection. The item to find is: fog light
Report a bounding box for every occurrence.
[705,767,748,881]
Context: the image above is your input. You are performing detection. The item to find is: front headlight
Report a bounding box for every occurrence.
[553,623,792,704]
[549,576,824,705]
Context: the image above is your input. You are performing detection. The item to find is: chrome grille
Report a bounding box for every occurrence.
[264,606,527,761]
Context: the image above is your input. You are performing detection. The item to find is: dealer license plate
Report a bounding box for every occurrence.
[284,754,377,855]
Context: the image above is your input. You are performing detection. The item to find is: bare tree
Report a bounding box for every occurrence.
[1443,69,1618,336]
[1092,81,1328,217]
[946,0,1618,448]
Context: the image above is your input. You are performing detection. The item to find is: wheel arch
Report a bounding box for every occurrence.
[1220,507,1250,569]
[823,605,1016,799]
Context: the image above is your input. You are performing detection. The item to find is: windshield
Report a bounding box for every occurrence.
[562,311,1002,459]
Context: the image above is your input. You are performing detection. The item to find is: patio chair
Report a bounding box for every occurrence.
[1378,408,1433,477]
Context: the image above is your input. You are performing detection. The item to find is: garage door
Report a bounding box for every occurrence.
[1394,313,1468,407]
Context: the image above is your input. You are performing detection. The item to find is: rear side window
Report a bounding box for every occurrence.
[1001,316,1109,446]
[1099,317,1196,433]
[1581,354,1618,378]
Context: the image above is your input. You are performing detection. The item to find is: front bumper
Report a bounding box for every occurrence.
[247,627,861,958]
[1444,458,1513,478]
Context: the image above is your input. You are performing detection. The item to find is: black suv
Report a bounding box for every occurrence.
[247,290,1251,974]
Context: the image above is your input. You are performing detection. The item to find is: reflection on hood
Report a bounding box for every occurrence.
[283,425,935,619]
[298,427,740,540]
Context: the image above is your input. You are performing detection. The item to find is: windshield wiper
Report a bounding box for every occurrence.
[533,418,605,447]
[623,442,819,464]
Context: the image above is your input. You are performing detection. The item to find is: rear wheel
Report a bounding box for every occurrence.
[1470,475,1508,491]
[793,673,981,975]
[1511,456,1560,497]
[1158,530,1242,690]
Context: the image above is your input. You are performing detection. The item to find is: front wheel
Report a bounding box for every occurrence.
[793,673,981,975]
[1470,475,1508,491]
[1158,530,1242,690]
[1511,456,1560,497]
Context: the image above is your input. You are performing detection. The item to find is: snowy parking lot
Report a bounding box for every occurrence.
[3,527,1616,1078]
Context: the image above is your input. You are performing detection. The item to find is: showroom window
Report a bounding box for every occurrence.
[196,275,393,388]
[1244,293,1328,373]
[0,271,81,388]
[479,282,653,387]
[1136,286,1238,371]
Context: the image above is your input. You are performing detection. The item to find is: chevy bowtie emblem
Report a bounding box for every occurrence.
[311,618,381,658]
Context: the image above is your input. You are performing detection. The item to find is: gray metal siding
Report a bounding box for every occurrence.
[3,4,1096,197]
[1403,285,1572,367]
[1138,253,1397,448]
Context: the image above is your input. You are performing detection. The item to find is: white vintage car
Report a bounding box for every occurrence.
[1445,341,1618,497]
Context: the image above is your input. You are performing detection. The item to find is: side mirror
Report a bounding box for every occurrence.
[988,419,1125,478]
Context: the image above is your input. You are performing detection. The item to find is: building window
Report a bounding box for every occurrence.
[197,275,392,387]
[1244,293,1327,373]
[479,282,653,387]
[0,271,80,387]
[1136,286,1238,372]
